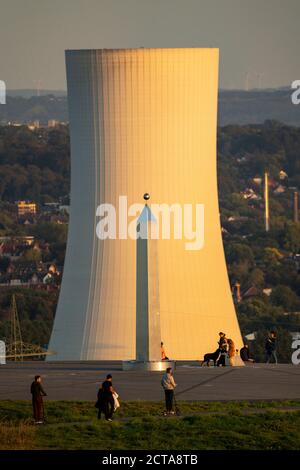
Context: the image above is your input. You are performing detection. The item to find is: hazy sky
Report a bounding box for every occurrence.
[0,0,300,90]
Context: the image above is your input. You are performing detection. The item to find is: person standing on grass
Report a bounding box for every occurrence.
[265,331,278,364]
[161,367,177,415]
[30,375,47,424]
[101,374,115,421]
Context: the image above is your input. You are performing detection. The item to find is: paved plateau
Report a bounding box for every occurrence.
[0,362,299,401]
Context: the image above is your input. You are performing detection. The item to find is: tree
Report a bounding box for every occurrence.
[281,222,300,253]
[0,256,10,273]
[248,268,265,287]
[261,247,283,267]
[270,285,300,312]
[21,248,42,262]
[225,243,254,265]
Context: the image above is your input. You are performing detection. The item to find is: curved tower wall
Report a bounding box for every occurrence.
[48,48,243,360]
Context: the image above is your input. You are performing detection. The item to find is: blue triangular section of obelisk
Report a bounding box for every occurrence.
[137,204,157,224]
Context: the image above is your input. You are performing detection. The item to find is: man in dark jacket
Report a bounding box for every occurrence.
[30,375,47,424]
[265,331,278,364]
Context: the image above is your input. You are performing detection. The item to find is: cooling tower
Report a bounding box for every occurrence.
[48,48,243,360]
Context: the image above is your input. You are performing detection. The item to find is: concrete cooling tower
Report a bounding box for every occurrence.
[48,48,243,361]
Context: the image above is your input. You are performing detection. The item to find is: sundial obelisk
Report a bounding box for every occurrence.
[123,194,175,371]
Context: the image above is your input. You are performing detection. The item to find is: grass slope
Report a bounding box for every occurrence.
[1,400,300,450]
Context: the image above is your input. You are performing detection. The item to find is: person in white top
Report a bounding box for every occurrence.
[161,367,177,415]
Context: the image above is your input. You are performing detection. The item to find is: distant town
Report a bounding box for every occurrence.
[1,87,300,127]
[0,199,69,289]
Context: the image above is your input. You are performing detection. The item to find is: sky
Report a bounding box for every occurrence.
[0,0,300,91]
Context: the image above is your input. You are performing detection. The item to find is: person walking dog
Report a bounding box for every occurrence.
[217,332,228,367]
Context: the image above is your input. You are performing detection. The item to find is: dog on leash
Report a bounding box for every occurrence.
[200,349,221,367]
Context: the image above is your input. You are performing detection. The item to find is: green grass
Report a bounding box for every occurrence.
[1,400,300,450]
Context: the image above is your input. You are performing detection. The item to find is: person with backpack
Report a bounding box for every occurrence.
[161,367,177,415]
[96,374,116,421]
[95,384,105,420]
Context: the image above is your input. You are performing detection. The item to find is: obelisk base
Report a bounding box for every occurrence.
[122,360,175,372]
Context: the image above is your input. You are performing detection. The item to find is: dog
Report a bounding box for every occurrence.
[200,348,221,367]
